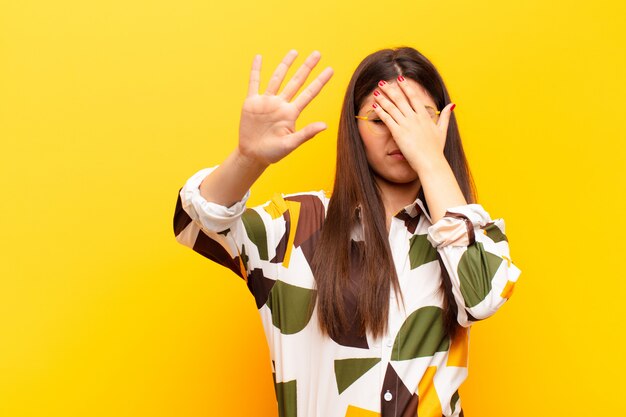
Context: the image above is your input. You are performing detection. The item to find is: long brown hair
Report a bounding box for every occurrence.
[310,46,478,342]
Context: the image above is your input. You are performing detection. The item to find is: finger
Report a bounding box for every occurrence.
[283,121,328,152]
[280,50,322,101]
[395,77,431,120]
[372,88,405,125]
[247,54,262,98]
[371,102,399,132]
[437,102,456,132]
[264,49,299,96]
[291,66,334,113]
[377,80,414,117]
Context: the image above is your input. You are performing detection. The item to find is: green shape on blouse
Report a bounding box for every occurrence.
[450,389,460,414]
[408,234,439,269]
[240,243,248,268]
[334,357,381,394]
[272,375,297,417]
[482,222,508,243]
[266,280,317,335]
[458,241,504,308]
[391,306,449,360]
[241,208,269,261]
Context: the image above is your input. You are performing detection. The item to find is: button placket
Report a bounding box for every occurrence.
[380,217,408,401]
[388,216,407,299]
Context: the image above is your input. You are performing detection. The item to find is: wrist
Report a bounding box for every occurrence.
[233,147,270,174]
[411,152,448,175]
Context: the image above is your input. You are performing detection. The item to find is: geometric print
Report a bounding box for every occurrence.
[173,166,522,417]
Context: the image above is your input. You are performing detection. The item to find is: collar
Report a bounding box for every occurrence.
[400,197,432,223]
[354,197,432,224]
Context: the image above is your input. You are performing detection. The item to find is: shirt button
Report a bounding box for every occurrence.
[384,390,393,401]
[386,338,394,347]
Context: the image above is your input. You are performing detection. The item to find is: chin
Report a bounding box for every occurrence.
[373,165,419,185]
[387,174,419,185]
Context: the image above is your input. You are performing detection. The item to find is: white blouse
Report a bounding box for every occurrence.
[173,166,522,417]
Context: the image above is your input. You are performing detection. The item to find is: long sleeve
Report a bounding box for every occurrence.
[173,166,287,281]
[426,203,522,327]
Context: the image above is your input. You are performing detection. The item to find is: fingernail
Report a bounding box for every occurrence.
[398,75,405,82]
[450,103,456,111]
[373,90,380,96]
[378,80,386,87]
[372,103,378,108]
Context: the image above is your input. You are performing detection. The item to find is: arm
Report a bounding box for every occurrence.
[367,77,522,326]
[174,165,328,310]
[427,203,522,327]
[198,148,268,208]
[174,164,285,278]
[416,157,521,326]
[173,165,290,311]
[173,49,333,288]
[174,166,254,280]
[414,156,468,225]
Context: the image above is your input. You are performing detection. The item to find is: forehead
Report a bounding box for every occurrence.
[359,78,437,110]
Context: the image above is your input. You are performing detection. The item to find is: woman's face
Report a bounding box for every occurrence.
[356,78,438,185]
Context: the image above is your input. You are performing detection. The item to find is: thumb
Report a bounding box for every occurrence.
[284,121,328,152]
[437,102,456,132]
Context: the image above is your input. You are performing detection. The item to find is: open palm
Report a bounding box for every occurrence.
[238,50,334,165]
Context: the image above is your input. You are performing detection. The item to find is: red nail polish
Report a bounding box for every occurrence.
[373,90,380,96]
[378,80,386,87]
[451,103,456,111]
[398,75,405,82]
[372,103,378,108]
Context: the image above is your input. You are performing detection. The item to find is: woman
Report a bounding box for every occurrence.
[173,47,522,417]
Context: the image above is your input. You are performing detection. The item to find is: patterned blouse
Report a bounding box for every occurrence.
[173,166,522,417]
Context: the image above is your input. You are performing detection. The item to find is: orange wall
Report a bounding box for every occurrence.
[1,1,624,416]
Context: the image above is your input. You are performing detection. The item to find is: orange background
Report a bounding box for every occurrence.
[1,1,624,416]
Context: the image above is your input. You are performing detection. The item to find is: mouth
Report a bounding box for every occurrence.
[388,149,406,160]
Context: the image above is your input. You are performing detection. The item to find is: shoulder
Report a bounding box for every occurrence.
[266,189,330,212]
[284,189,331,207]
[257,190,330,228]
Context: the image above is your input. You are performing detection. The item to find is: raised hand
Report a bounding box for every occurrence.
[370,77,455,171]
[238,50,334,166]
